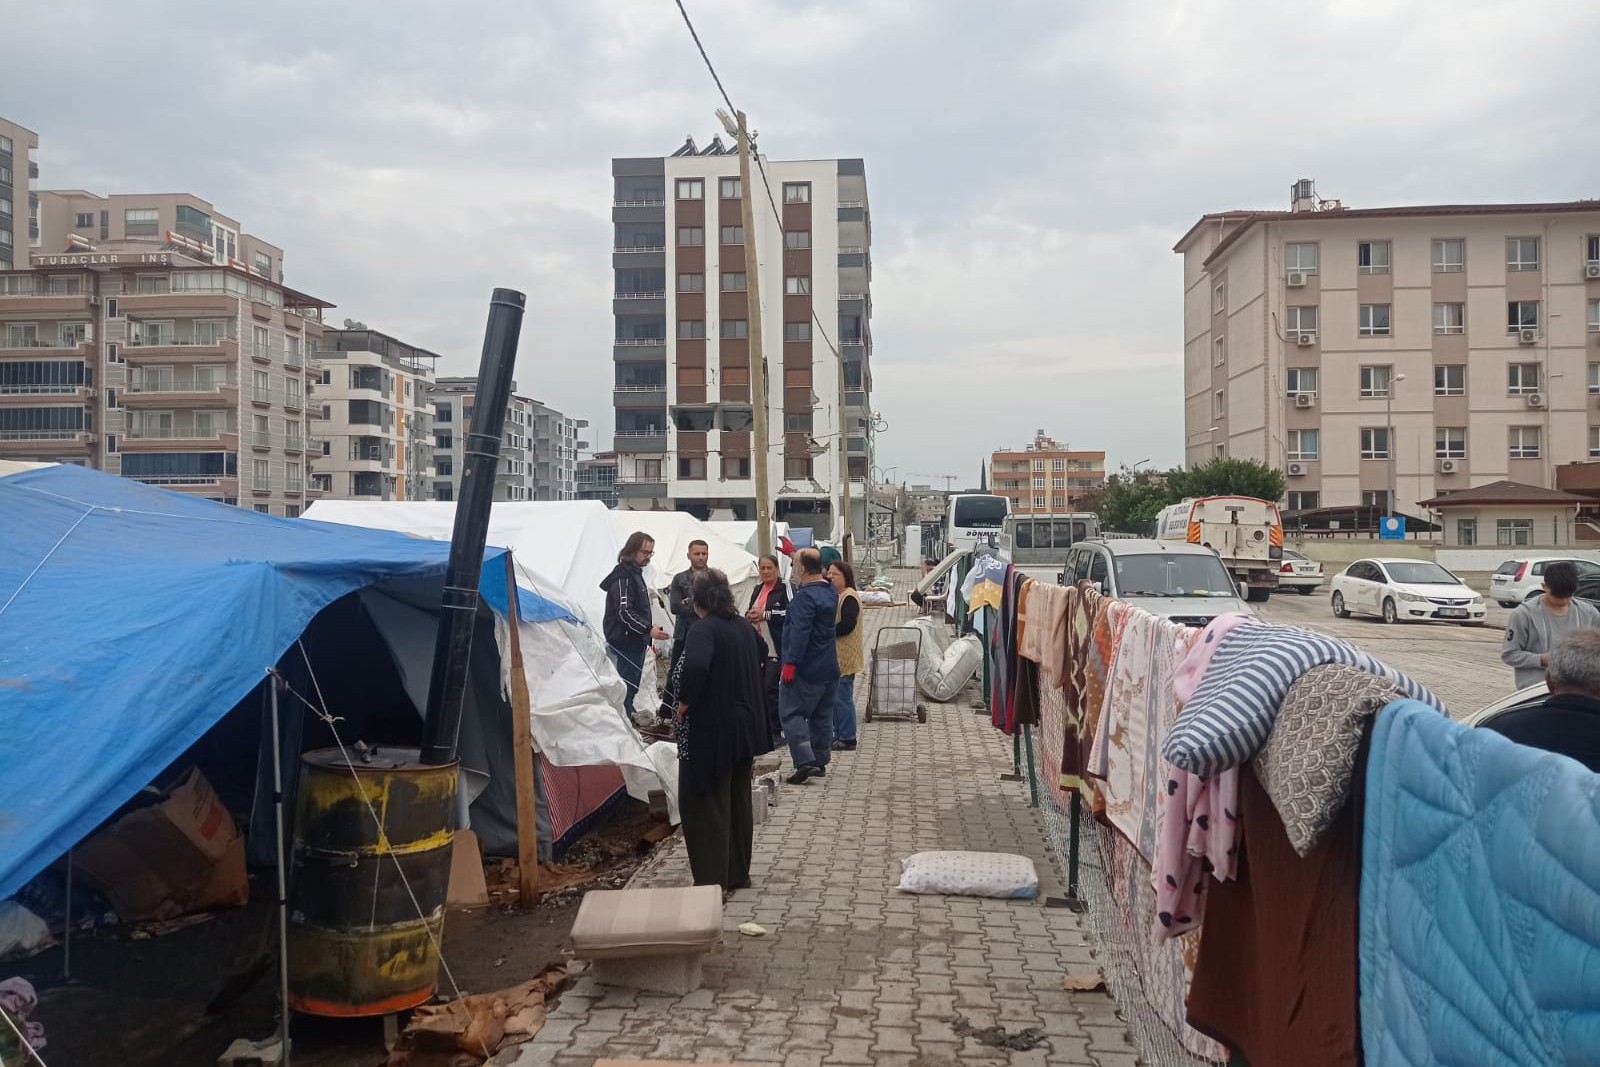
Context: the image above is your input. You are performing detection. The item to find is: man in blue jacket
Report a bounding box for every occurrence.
[779,547,840,783]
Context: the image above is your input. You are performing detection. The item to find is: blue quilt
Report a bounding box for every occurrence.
[1361,700,1600,1066]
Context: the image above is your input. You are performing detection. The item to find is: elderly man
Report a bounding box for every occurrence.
[1483,628,1600,772]
[778,547,840,784]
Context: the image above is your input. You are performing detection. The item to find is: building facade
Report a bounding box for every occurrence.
[0,119,330,515]
[428,376,586,502]
[0,118,38,273]
[990,431,1106,513]
[577,450,619,507]
[1177,181,1600,515]
[611,139,872,536]
[309,327,437,501]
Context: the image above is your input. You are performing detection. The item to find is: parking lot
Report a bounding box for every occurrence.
[1256,583,1519,718]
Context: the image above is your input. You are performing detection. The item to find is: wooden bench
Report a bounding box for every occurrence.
[570,885,723,995]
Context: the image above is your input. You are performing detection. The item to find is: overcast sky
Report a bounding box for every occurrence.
[7,1,1598,484]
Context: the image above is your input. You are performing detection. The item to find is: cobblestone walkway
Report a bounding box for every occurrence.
[501,599,1139,1067]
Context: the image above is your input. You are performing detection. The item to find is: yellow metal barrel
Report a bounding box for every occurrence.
[287,746,457,1017]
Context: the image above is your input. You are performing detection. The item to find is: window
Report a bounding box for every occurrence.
[1507,362,1541,395]
[784,412,813,432]
[1507,236,1540,272]
[0,197,14,218]
[1052,494,1066,509]
[1436,427,1466,459]
[719,225,744,245]
[721,318,748,339]
[675,178,704,200]
[784,321,812,342]
[1286,305,1318,338]
[678,272,704,292]
[252,251,272,276]
[719,177,740,199]
[1052,476,1064,489]
[720,271,747,292]
[1432,302,1464,334]
[1361,427,1390,459]
[1434,364,1466,396]
[1287,429,1319,461]
[1032,475,1045,489]
[1508,426,1541,459]
[1359,304,1391,336]
[1286,243,1319,274]
[124,208,159,235]
[785,275,811,295]
[1497,519,1535,547]
[1591,426,1600,459]
[1433,238,1465,273]
[1286,367,1319,396]
[784,230,811,249]
[1588,298,1599,332]
[677,457,707,480]
[784,457,812,479]
[676,227,703,246]
[678,319,706,339]
[783,182,811,204]
[73,212,94,229]
[1508,300,1539,332]
[1359,365,1393,398]
[1052,458,1065,471]
[1456,519,1477,546]
[1362,490,1390,511]
[1590,362,1600,394]
[1213,388,1225,419]
[723,366,749,385]
[722,456,751,479]
[0,135,9,153]
[1588,235,1600,266]
[1214,282,1227,312]
[1358,240,1391,274]
[1213,336,1226,366]
[1287,490,1320,511]
[252,458,271,491]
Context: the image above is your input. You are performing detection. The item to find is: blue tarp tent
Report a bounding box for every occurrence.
[0,462,572,901]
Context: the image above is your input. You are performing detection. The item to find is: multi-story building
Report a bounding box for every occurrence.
[1177,180,1600,514]
[576,450,619,507]
[0,118,39,272]
[610,139,872,537]
[0,120,331,515]
[309,327,438,501]
[990,431,1106,514]
[428,376,586,502]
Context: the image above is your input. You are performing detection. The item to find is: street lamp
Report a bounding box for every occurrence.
[1386,373,1408,519]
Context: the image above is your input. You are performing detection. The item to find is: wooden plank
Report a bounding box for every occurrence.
[503,552,542,907]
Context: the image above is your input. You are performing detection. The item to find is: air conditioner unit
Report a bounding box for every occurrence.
[1526,393,1546,408]
[1296,332,1316,346]
[87,296,101,307]
[1287,462,1308,476]
[1294,393,1315,408]
[1437,459,1458,474]
[1519,328,1539,344]
[1586,262,1600,279]
[1286,271,1308,288]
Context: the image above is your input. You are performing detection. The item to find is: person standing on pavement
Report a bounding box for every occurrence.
[1501,561,1600,690]
[829,559,864,752]
[746,553,789,747]
[779,547,839,783]
[675,569,770,891]
[660,539,712,723]
[1484,629,1600,772]
[600,531,669,722]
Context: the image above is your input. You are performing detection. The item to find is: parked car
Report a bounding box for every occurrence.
[1277,548,1324,595]
[1466,684,1547,728]
[1488,556,1600,607]
[1061,538,1253,627]
[1329,558,1487,625]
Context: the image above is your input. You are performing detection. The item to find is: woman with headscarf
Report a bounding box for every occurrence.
[675,568,771,891]
[745,552,789,747]
[828,559,864,752]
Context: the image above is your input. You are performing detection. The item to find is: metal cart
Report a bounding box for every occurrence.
[863,625,927,723]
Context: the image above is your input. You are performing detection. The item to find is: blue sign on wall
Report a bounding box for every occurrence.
[1379,515,1406,540]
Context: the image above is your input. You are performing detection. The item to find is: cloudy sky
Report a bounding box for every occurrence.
[7,0,1597,483]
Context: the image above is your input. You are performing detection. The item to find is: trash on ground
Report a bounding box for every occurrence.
[217,1034,285,1067]
[949,1013,1048,1050]
[737,922,768,937]
[0,977,45,1057]
[385,963,567,1066]
[1061,970,1106,991]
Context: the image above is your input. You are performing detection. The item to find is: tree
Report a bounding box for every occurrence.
[1080,467,1171,535]
[894,485,918,530]
[1166,457,1286,503]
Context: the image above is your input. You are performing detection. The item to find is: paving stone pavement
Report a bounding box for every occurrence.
[501,596,1137,1067]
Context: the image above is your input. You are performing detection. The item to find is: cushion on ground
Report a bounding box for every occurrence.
[571,885,723,960]
[896,850,1039,899]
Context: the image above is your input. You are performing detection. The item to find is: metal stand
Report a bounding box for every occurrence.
[1044,792,1088,913]
[62,849,72,980]
[270,679,292,1067]
[1022,724,1038,808]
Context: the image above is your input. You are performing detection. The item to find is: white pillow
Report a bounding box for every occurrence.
[896,851,1039,899]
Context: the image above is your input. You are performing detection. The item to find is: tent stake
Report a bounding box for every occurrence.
[503,553,543,908]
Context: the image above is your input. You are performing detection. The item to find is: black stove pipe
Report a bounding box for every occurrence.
[419,287,526,766]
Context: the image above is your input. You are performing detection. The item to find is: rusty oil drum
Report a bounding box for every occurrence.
[287,746,457,1017]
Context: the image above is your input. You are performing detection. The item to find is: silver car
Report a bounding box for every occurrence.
[1061,538,1253,627]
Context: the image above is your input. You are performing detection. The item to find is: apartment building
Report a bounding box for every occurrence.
[0,120,331,514]
[309,327,438,501]
[0,118,38,272]
[429,376,587,502]
[611,139,872,537]
[576,450,619,507]
[1177,180,1600,515]
[990,431,1106,514]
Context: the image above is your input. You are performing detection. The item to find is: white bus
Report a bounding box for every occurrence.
[943,493,1008,554]
[1155,495,1284,601]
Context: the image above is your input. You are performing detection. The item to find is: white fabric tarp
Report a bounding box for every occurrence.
[610,511,760,596]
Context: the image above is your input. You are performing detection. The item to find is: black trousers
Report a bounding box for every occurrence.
[680,759,754,890]
[761,658,783,746]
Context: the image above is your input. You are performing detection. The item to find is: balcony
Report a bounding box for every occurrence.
[617,477,669,498]
[249,341,282,366]
[118,291,235,315]
[614,291,666,301]
[0,429,94,456]
[249,430,273,451]
[844,389,868,410]
[614,384,667,407]
[614,337,666,347]
[121,427,240,451]
[613,244,666,254]
[125,335,239,364]
[282,390,305,412]
[613,199,665,208]
[283,435,305,454]
[0,338,95,360]
[129,475,239,496]
[283,347,305,371]
[613,429,668,452]
[0,292,94,316]
[124,378,239,408]
[0,385,94,407]
[250,386,274,406]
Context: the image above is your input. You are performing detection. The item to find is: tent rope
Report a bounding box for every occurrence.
[0,506,92,620]
[0,1002,48,1067]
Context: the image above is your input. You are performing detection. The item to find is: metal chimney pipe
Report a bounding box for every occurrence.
[419,287,526,765]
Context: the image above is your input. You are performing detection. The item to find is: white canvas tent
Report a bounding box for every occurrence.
[610,511,760,596]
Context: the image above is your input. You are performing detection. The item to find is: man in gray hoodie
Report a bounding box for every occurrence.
[1501,561,1600,689]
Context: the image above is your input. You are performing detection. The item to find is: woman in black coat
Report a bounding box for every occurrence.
[745,553,789,746]
[676,568,772,891]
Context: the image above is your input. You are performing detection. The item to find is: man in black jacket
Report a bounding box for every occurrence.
[659,539,711,723]
[601,531,669,720]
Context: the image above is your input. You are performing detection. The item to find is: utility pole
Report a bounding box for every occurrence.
[838,352,851,561]
[722,109,773,558]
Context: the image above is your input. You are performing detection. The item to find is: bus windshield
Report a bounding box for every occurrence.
[952,495,1007,528]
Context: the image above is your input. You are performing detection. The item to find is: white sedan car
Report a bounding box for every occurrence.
[1329,558,1487,626]
[1276,549,1324,595]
